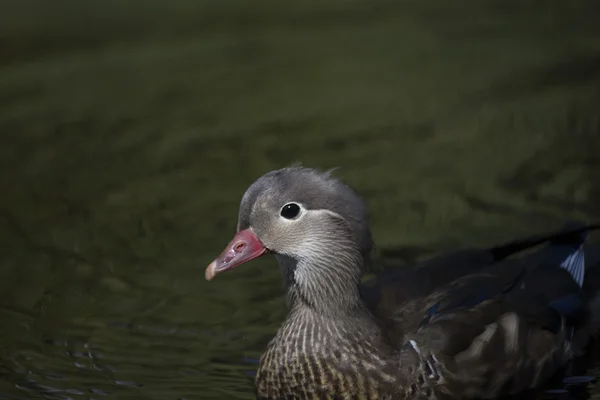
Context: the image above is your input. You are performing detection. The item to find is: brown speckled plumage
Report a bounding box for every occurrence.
[206,166,600,400]
[256,305,398,399]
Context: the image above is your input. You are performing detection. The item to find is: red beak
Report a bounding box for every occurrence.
[205,228,267,281]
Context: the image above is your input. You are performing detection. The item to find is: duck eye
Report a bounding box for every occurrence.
[280,203,301,220]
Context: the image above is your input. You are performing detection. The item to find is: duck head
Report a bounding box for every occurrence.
[205,166,373,308]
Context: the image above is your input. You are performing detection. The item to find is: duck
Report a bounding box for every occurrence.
[205,165,600,399]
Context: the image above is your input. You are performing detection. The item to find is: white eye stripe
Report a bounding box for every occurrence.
[309,209,345,220]
[277,205,345,223]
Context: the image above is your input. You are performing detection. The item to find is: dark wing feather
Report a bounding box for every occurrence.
[361,222,598,332]
[400,299,570,398]
[396,239,589,398]
[362,223,600,398]
[419,261,527,328]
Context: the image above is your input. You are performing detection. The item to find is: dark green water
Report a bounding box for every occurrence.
[1,1,600,399]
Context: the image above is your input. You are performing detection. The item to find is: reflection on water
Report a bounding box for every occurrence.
[1,0,600,399]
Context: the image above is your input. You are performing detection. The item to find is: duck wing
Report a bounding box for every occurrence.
[396,228,597,398]
[361,222,599,333]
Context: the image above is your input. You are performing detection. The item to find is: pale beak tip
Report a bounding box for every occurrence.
[205,261,217,281]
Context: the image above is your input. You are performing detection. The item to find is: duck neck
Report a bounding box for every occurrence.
[275,244,366,317]
[258,249,391,396]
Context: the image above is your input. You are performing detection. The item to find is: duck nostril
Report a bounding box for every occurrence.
[234,241,246,253]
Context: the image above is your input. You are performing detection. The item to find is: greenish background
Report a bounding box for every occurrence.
[1,0,600,398]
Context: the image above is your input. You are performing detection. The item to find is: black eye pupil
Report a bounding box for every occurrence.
[281,203,301,219]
